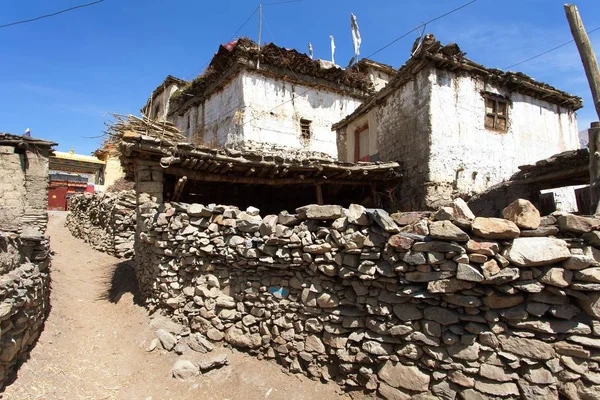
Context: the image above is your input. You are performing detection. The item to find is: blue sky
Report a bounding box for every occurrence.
[1,0,599,154]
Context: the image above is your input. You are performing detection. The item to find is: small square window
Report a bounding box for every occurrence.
[300,119,311,142]
[483,94,509,132]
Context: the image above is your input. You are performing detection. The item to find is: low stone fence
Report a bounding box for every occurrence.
[0,231,51,388]
[66,191,136,259]
[137,199,600,399]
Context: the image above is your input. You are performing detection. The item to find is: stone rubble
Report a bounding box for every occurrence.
[66,191,136,259]
[122,198,600,399]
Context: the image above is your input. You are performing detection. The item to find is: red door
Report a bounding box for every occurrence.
[48,187,68,211]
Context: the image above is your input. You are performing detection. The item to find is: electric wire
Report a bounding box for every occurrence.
[0,0,105,29]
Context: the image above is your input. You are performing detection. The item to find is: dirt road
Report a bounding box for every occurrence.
[3,212,346,400]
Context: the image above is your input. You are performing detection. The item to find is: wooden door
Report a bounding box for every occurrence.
[48,186,68,211]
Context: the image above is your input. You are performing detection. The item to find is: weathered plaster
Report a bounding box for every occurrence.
[242,71,363,157]
[428,69,579,200]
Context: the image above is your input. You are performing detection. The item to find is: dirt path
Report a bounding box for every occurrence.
[3,212,346,400]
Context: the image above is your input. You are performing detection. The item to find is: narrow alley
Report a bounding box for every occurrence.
[2,212,343,400]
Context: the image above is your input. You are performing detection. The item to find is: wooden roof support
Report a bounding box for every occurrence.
[165,166,390,186]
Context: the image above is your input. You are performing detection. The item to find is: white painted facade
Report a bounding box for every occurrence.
[336,65,580,210]
[169,70,364,157]
[146,82,183,121]
[428,68,579,196]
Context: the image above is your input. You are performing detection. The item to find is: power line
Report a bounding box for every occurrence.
[364,0,479,59]
[0,0,105,29]
[503,26,600,70]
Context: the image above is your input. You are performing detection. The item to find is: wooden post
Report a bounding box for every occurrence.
[315,184,324,205]
[589,122,600,214]
[564,4,600,120]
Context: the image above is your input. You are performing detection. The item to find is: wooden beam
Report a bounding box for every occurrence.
[172,176,188,202]
[165,167,383,186]
[565,4,600,120]
[316,184,324,205]
[589,122,600,213]
[514,165,588,186]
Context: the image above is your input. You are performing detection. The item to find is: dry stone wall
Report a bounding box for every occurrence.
[67,191,136,259]
[136,200,600,399]
[0,231,51,388]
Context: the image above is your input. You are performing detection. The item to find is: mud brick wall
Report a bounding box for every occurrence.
[0,232,51,388]
[66,191,136,259]
[136,201,600,399]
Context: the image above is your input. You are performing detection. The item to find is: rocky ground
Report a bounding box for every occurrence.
[2,211,345,400]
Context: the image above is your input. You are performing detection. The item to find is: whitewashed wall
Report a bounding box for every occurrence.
[174,74,245,146]
[148,83,181,121]
[241,71,363,157]
[428,69,579,197]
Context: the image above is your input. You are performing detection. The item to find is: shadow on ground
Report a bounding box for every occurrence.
[100,260,144,306]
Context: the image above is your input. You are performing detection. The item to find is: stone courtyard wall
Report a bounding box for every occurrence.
[135,200,600,399]
[0,232,51,388]
[66,191,136,259]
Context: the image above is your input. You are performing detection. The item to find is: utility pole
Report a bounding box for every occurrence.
[564,4,600,213]
[257,4,263,70]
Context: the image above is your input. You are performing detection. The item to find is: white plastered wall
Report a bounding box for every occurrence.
[428,68,579,196]
[241,70,363,157]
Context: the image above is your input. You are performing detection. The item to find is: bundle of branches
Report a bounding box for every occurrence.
[104,113,186,145]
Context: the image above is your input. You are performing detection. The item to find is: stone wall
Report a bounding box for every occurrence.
[66,191,136,259]
[0,144,51,234]
[135,199,600,399]
[0,232,51,388]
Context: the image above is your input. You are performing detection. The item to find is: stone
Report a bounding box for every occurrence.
[363,340,393,355]
[378,361,430,392]
[500,336,556,360]
[369,209,400,233]
[427,278,475,293]
[502,199,541,229]
[197,354,229,372]
[447,343,480,361]
[575,267,600,282]
[412,241,464,253]
[296,204,343,220]
[448,370,475,388]
[378,382,411,400]
[348,204,370,225]
[539,267,572,287]
[171,360,199,381]
[428,221,469,242]
[482,293,524,309]
[424,307,459,325]
[393,303,423,321]
[472,217,520,240]
[453,198,476,220]
[188,204,212,217]
[474,381,519,397]
[187,333,214,353]
[563,254,595,270]
[583,230,600,248]
[506,237,571,267]
[557,214,600,234]
[316,292,339,308]
[224,327,260,349]
[305,335,326,353]
[259,215,278,237]
[466,239,499,256]
[479,364,517,382]
[457,263,484,282]
[459,389,487,400]
[388,234,414,251]
[156,328,177,351]
[568,335,600,349]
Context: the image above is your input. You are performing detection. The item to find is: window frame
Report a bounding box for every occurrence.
[482,92,510,133]
[300,118,312,143]
[354,124,370,162]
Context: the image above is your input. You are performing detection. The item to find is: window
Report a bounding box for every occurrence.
[354,124,369,162]
[153,104,160,120]
[483,94,509,132]
[300,119,311,142]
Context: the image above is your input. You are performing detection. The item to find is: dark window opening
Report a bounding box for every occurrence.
[154,104,160,120]
[483,94,509,132]
[187,114,191,130]
[300,119,311,142]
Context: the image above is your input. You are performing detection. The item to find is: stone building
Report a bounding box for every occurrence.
[333,35,583,211]
[0,132,52,388]
[0,132,56,233]
[141,38,381,158]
